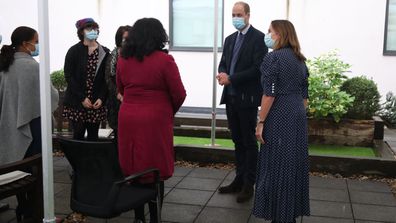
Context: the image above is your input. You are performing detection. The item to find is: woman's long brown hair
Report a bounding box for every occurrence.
[271,20,306,61]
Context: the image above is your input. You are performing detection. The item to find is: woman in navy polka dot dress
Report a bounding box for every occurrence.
[253,20,310,223]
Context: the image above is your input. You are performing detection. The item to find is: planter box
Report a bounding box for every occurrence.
[308,118,374,147]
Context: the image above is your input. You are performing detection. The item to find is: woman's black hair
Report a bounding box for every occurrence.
[115,25,132,48]
[77,22,99,41]
[0,26,37,72]
[121,18,169,61]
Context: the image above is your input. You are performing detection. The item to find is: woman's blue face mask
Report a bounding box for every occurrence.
[85,30,98,40]
[27,42,39,57]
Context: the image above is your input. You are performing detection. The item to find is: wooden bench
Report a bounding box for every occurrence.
[0,154,43,222]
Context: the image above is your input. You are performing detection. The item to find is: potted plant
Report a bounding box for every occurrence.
[50,69,66,132]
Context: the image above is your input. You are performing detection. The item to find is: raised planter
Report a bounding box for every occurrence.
[308,118,375,147]
[174,144,396,177]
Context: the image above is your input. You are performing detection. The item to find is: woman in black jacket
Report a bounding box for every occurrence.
[63,18,109,140]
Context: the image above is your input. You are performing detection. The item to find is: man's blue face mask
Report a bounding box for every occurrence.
[232,17,245,30]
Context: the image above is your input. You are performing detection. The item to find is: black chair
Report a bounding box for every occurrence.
[58,137,161,222]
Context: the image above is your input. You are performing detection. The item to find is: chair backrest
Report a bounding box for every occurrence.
[58,137,124,208]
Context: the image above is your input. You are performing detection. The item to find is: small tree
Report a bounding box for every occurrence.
[341,76,381,119]
[307,50,354,122]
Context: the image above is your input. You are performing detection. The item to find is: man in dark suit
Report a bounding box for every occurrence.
[217,1,268,203]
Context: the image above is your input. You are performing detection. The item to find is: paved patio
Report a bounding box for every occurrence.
[1,155,396,223]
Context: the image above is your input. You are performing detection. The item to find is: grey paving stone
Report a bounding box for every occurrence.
[54,182,71,195]
[0,209,17,223]
[309,187,349,202]
[195,206,251,223]
[53,167,72,184]
[161,203,202,223]
[187,168,229,179]
[54,188,72,215]
[309,200,353,219]
[225,170,236,181]
[249,215,302,223]
[207,191,253,210]
[53,157,70,167]
[164,187,172,196]
[355,221,388,223]
[176,177,222,191]
[301,216,353,223]
[350,190,396,206]
[347,179,391,193]
[164,188,213,206]
[173,167,194,177]
[353,203,396,222]
[164,176,183,188]
[1,196,17,209]
[85,217,106,223]
[309,176,347,190]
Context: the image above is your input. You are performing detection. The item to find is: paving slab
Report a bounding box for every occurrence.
[187,168,229,179]
[309,187,349,202]
[309,176,347,190]
[347,179,391,193]
[309,200,353,219]
[161,203,202,223]
[173,167,194,177]
[349,190,396,206]
[353,203,396,222]
[164,188,214,206]
[195,206,251,223]
[164,176,183,188]
[249,215,302,223]
[207,191,253,210]
[176,177,222,191]
[301,216,353,223]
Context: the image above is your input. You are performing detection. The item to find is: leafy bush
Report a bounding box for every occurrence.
[307,50,355,122]
[340,76,380,119]
[50,69,66,91]
[379,92,396,127]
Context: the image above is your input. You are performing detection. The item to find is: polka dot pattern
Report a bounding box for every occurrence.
[63,48,107,123]
[253,48,310,222]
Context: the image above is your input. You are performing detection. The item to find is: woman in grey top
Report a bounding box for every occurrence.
[0,26,58,221]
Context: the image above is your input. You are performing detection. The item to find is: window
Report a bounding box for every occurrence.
[169,0,223,51]
[384,0,396,55]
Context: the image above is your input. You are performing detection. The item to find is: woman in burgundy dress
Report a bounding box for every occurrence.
[117,18,186,222]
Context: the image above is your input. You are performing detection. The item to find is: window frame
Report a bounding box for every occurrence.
[384,0,396,56]
[169,0,224,52]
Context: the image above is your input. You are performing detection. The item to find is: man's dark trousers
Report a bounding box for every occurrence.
[226,96,258,187]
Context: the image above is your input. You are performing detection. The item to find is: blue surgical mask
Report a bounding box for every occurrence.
[27,42,39,57]
[232,17,246,30]
[264,33,275,49]
[85,30,98,40]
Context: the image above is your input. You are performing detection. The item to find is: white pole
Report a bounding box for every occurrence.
[211,0,219,146]
[37,0,56,222]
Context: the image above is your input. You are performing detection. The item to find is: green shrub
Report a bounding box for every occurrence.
[340,76,380,119]
[50,69,66,91]
[379,92,396,127]
[307,50,355,122]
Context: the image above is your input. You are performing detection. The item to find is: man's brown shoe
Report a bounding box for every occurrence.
[218,183,242,194]
[236,185,254,203]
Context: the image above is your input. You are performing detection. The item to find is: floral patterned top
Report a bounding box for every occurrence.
[63,49,107,123]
